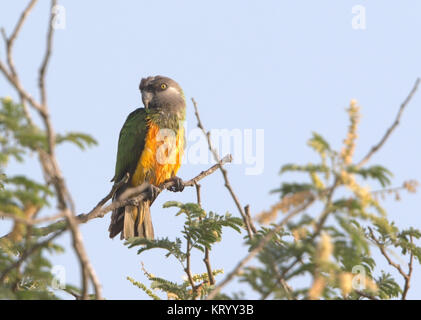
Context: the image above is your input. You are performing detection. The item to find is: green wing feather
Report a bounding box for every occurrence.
[112,108,148,183]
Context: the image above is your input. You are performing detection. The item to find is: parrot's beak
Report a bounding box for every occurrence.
[141,90,153,109]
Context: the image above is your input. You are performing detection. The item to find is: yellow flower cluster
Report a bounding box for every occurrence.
[309,270,378,299]
[340,169,373,208]
[338,271,378,297]
[363,276,378,292]
[403,180,419,193]
[308,276,326,300]
[340,99,361,165]
[256,190,312,225]
[339,272,353,296]
[292,226,309,242]
[317,232,334,263]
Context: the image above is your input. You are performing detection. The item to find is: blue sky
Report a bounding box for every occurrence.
[1,0,420,299]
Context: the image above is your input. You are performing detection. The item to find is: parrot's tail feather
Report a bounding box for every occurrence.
[108,185,155,240]
[122,205,137,239]
[108,187,126,239]
[121,201,154,240]
[136,200,154,239]
[109,202,154,240]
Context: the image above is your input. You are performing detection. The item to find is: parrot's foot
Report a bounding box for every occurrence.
[167,176,185,192]
[146,184,160,202]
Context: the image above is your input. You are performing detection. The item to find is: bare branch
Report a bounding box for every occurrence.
[357,78,420,168]
[4,0,39,78]
[0,59,44,113]
[39,0,56,108]
[402,235,414,300]
[0,211,65,226]
[244,204,257,235]
[195,182,215,286]
[184,237,197,298]
[191,98,254,240]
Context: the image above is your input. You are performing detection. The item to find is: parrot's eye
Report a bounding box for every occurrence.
[160,83,167,90]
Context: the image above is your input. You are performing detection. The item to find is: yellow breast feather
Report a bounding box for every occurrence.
[131,121,184,187]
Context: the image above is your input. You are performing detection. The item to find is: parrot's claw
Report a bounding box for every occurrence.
[146,184,160,202]
[167,176,185,192]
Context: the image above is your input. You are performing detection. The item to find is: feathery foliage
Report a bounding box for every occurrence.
[125,201,242,299]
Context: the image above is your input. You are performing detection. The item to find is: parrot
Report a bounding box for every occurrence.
[108,75,186,240]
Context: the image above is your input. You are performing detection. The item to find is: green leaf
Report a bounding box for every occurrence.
[56,132,98,150]
[307,132,331,154]
[271,183,315,198]
[347,165,393,187]
[376,271,402,299]
[125,237,186,262]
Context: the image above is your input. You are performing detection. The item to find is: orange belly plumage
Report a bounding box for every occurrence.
[131,121,184,187]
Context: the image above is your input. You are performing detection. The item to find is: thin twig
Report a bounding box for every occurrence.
[191,98,254,240]
[0,0,39,121]
[368,227,413,300]
[357,78,420,168]
[0,60,44,112]
[368,228,407,278]
[195,182,215,286]
[184,236,197,298]
[5,0,39,79]
[402,235,414,300]
[263,262,295,300]
[244,205,257,235]
[39,0,55,108]
[0,211,65,226]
